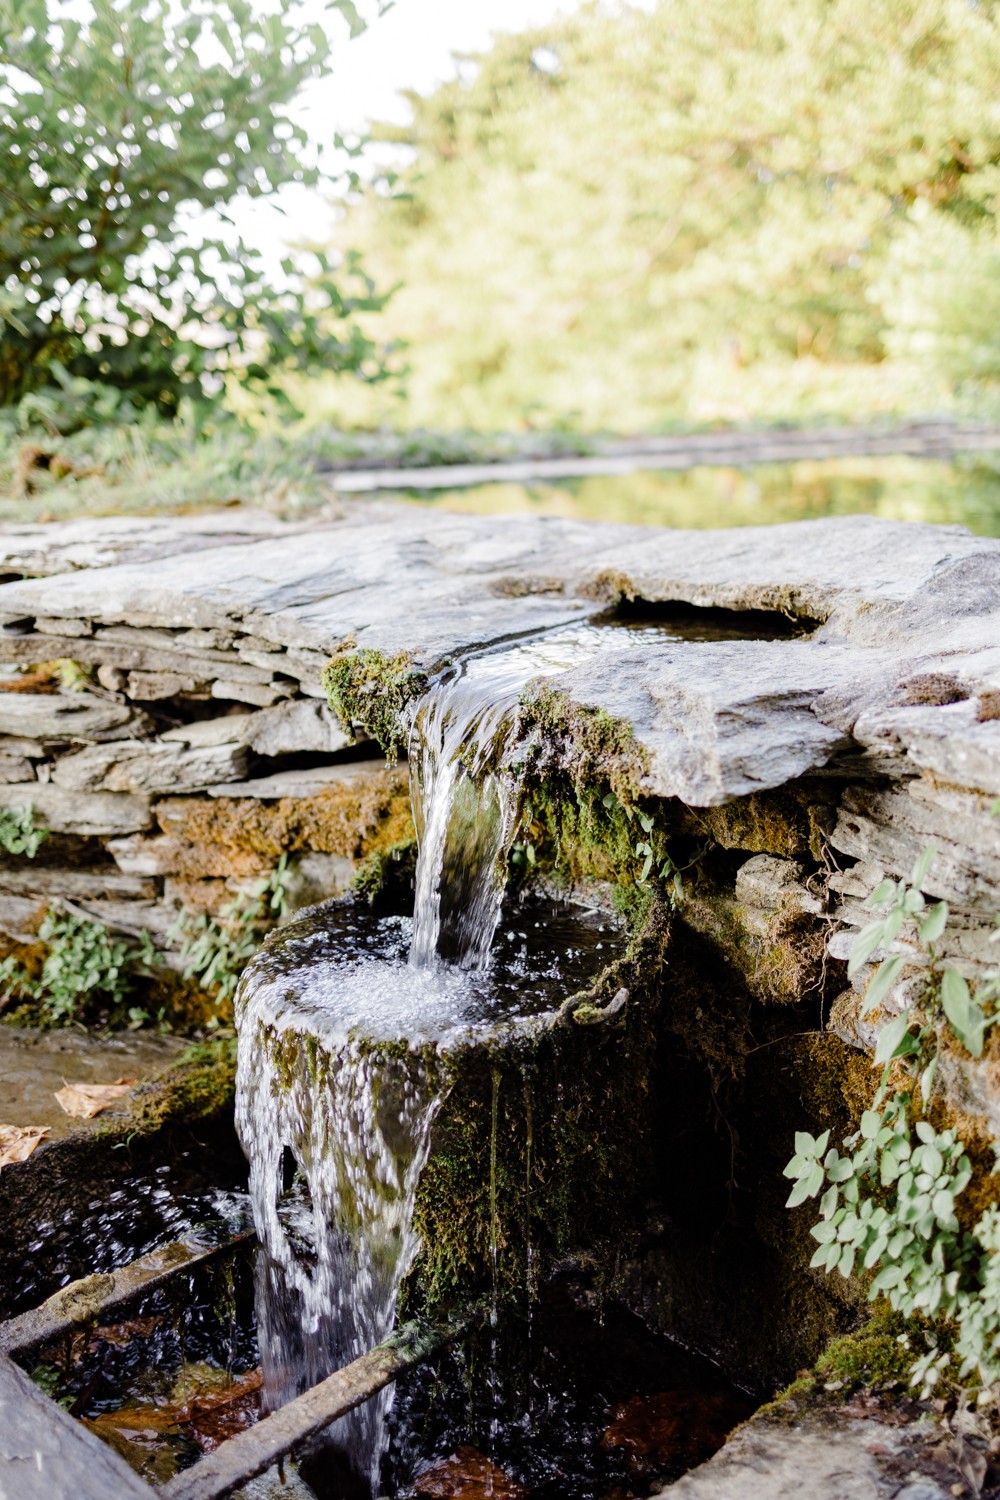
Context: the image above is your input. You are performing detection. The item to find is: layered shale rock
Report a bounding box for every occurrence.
[1,504,998,1009]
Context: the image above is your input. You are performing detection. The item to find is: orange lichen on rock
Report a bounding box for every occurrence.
[153,765,412,866]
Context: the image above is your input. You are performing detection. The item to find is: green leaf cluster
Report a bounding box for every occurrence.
[0,804,47,859]
[786,837,1000,1392]
[0,905,157,1025]
[848,841,1000,1067]
[600,790,698,906]
[0,0,394,422]
[174,857,291,1007]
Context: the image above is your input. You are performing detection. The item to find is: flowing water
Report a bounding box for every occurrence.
[235,615,752,1492]
[236,898,621,1490]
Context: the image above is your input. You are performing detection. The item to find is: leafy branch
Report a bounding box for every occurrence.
[785,836,1000,1393]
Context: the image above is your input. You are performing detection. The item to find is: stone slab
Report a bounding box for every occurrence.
[0,783,151,836]
[0,867,157,901]
[50,739,249,795]
[0,1351,156,1500]
[0,692,151,743]
[0,1024,186,1141]
[205,761,386,800]
[655,1408,954,1500]
[0,893,43,939]
[0,510,297,579]
[0,509,998,807]
[241,697,352,757]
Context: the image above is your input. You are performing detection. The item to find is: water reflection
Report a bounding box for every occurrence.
[396,454,1000,536]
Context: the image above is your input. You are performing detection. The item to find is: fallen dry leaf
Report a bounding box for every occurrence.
[414,1447,528,1500]
[83,1366,263,1455]
[0,1124,50,1167]
[55,1078,136,1119]
[603,1388,749,1477]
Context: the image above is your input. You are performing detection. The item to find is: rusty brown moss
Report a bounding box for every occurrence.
[677,784,838,863]
[154,768,413,869]
[681,890,834,1008]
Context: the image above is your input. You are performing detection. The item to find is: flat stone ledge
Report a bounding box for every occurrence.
[0,1351,156,1500]
[656,1403,968,1500]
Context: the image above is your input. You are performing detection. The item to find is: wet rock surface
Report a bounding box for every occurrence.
[0,1024,187,1139]
[654,1395,999,1500]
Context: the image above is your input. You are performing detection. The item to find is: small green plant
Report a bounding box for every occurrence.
[601,791,699,906]
[175,858,291,1008]
[0,905,158,1024]
[0,804,47,858]
[785,840,1000,1394]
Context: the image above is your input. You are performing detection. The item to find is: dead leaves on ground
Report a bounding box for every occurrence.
[55,1078,136,1119]
[0,1077,136,1168]
[0,1123,50,1166]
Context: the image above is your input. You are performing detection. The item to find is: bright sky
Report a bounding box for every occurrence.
[226,0,583,270]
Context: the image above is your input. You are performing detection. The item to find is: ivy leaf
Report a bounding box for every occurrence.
[837,1245,856,1278]
[941,968,985,1057]
[910,842,938,890]
[786,1163,825,1207]
[848,920,888,976]
[920,1056,939,1109]
[861,955,906,1016]
[919,901,949,946]
[875,1009,915,1064]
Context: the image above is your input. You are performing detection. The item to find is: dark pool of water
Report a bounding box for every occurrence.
[2,1147,253,1321]
[378,1273,757,1499]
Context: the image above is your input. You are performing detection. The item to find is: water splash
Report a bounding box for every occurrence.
[235,620,662,1490]
[237,1019,441,1489]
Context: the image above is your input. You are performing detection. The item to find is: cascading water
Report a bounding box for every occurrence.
[235,621,668,1492]
[408,628,602,969]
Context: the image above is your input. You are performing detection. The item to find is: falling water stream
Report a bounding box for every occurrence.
[235,615,734,1491]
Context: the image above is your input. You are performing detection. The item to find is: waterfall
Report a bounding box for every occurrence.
[235,623,633,1493]
[408,666,523,970]
[408,623,620,969]
[236,1001,444,1491]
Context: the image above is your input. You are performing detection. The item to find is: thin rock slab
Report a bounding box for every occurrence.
[0,510,299,579]
[0,783,151,836]
[50,739,249,796]
[654,1405,958,1500]
[0,692,151,743]
[0,1351,156,1500]
[240,698,352,757]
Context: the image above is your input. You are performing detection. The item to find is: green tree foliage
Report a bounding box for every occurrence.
[331,0,1000,429]
[0,0,392,423]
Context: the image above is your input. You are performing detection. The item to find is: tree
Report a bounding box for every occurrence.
[330,0,1000,429]
[0,0,392,423]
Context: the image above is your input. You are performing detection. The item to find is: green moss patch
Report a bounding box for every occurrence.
[322,646,429,758]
